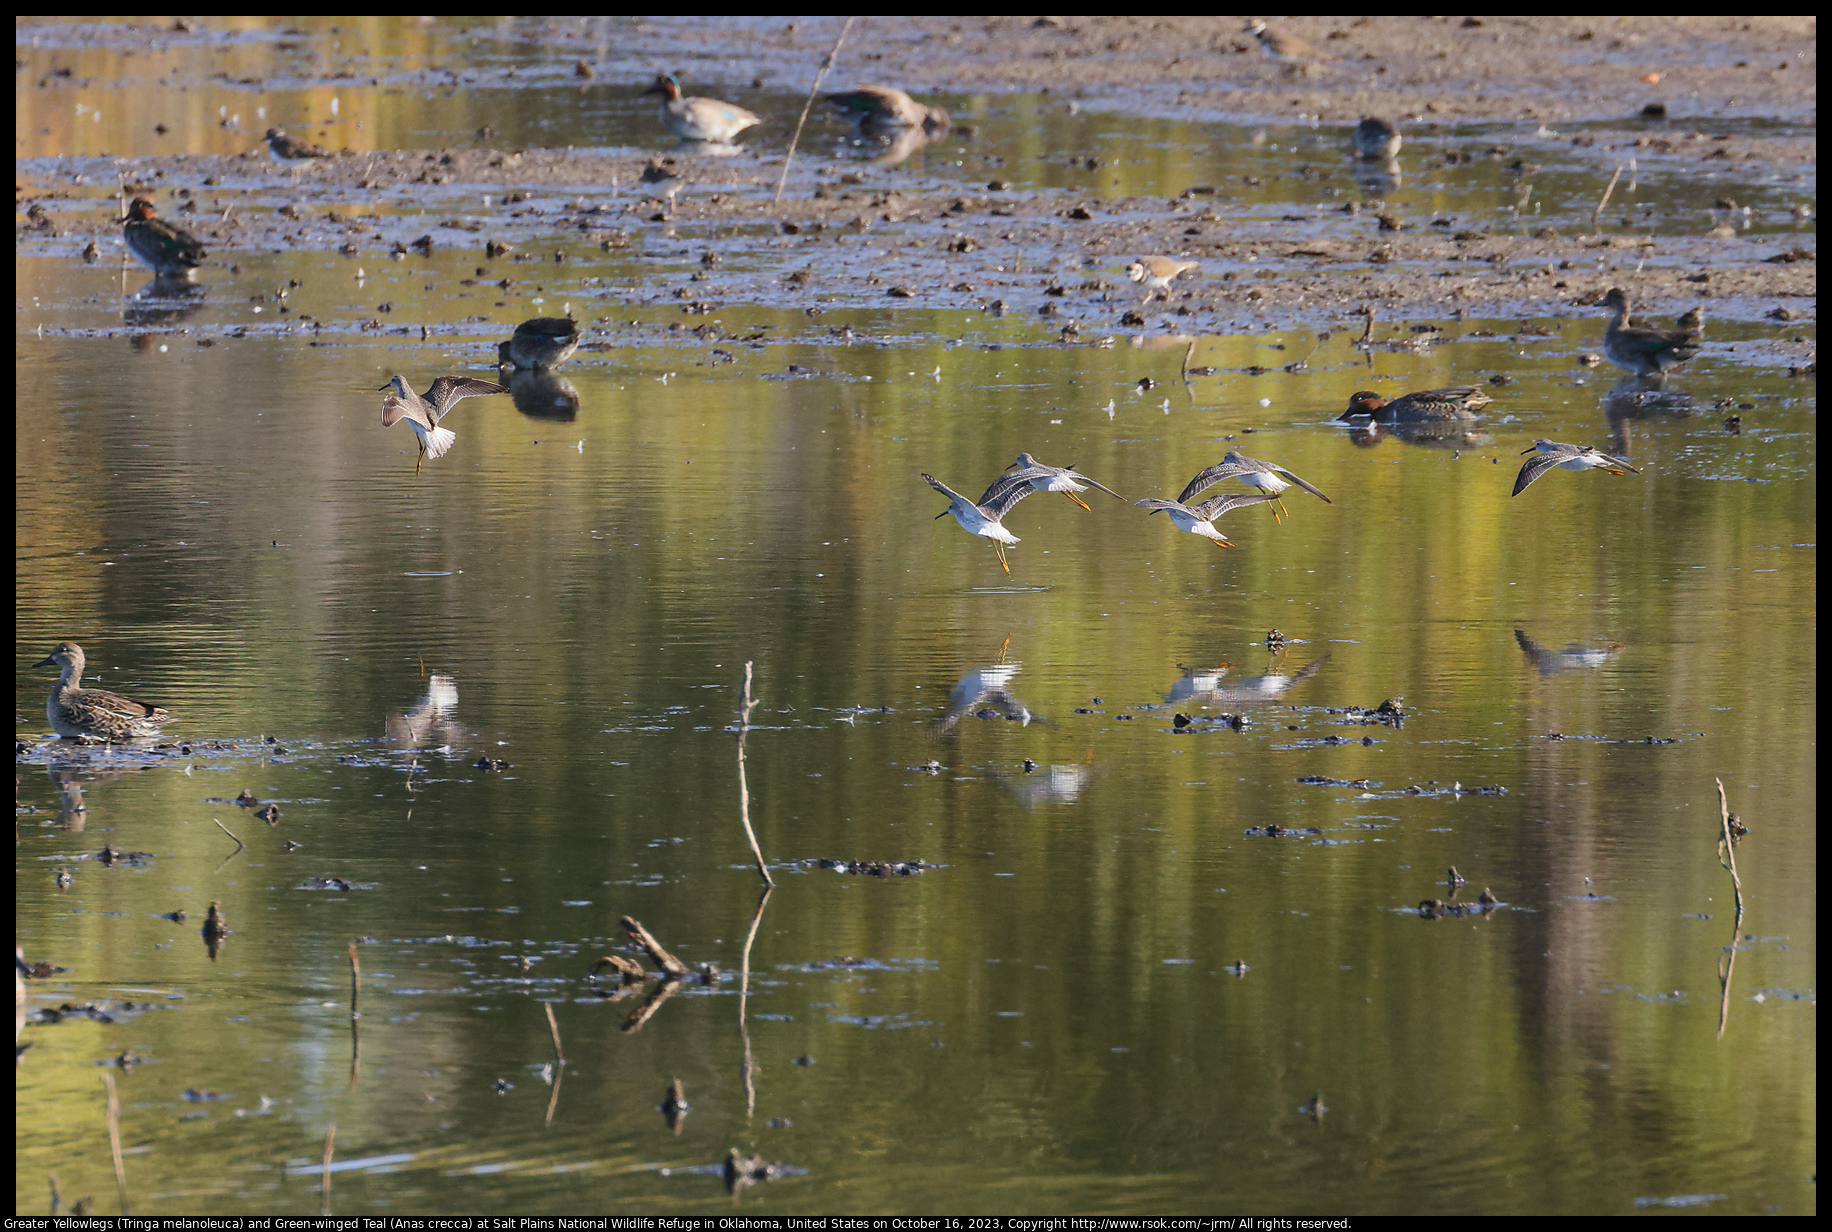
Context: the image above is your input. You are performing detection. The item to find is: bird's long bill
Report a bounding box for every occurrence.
[33,655,56,668]
[1520,445,1540,455]
[934,509,951,520]
[378,381,394,392]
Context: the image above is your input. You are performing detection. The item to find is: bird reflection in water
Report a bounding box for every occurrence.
[1340,417,1493,453]
[125,275,206,334]
[386,676,461,749]
[1164,655,1329,708]
[997,760,1102,808]
[504,369,581,422]
[1513,630,1625,677]
[930,642,1043,737]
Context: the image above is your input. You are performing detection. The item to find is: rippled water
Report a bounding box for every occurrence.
[15,15,1817,1220]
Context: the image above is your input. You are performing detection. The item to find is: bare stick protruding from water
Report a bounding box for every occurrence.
[773,16,857,204]
[322,1124,335,1215]
[621,916,691,977]
[212,817,244,850]
[544,1002,565,1064]
[348,943,361,1020]
[1592,163,1623,229]
[101,1070,128,1214]
[737,661,774,886]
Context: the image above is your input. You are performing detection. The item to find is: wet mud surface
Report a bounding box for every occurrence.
[17,17,1815,362]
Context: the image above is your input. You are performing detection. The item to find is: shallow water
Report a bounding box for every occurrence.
[14,16,1819,1221]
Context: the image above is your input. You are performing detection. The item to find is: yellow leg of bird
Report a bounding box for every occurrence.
[1212,536,1235,548]
[1065,491,1092,511]
[415,447,424,478]
[995,542,1010,574]
[1277,497,1291,521]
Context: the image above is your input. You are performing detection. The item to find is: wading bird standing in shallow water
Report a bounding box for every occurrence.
[34,642,173,742]
[1599,287,1699,379]
[496,318,581,371]
[122,198,207,279]
[380,375,507,475]
[1511,440,1641,497]
[643,74,760,145]
[1352,117,1402,160]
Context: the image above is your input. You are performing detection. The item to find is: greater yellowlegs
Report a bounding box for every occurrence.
[923,470,1041,574]
[1135,491,1280,547]
[1004,453,1124,510]
[1352,117,1402,160]
[34,642,173,742]
[1600,287,1699,378]
[1511,439,1641,497]
[122,198,206,278]
[1177,451,1332,523]
[264,128,329,182]
[824,85,950,135]
[496,318,581,370]
[1340,386,1491,421]
[643,74,760,145]
[1126,257,1200,303]
[379,375,507,475]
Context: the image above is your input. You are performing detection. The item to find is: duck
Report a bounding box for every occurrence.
[34,642,174,742]
[1352,117,1402,160]
[1600,287,1699,377]
[643,74,760,145]
[122,198,207,279]
[1340,386,1492,421]
[496,318,581,371]
[824,85,949,135]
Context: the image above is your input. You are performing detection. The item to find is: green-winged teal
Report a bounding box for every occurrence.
[496,318,581,370]
[122,198,206,278]
[34,642,173,742]
[1178,451,1332,523]
[1135,490,1280,547]
[1126,256,1200,303]
[1511,439,1641,497]
[1629,304,1704,333]
[1352,117,1402,160]
[264,128,329,182]
[824,85,950,135]
[923,470,1044,574]
[379,375,507,475]
[643,74,760,145]
[1003,453,1124,510]
[1341,386,1492,421]
[1601,288,1699,377]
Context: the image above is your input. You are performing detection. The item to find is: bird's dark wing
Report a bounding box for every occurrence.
[980,477,1043,520]
[1271,466,1332,503]
[1511,452,1562,496]
[1192,492,1280,519]
[1133,498,1188,516]
[1176,462,1248,505]
[425,377,508,417]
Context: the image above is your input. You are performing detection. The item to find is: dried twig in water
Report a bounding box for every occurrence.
[1592,163,1623,228]
[737,661,774,886]
[212,818,244,849]
[321,1124,335,1216]
[773,16,857,204]
[544,1002,564,1064]
[620,916,691,977]
[347,943,361,1019]
[101,1070,128,1214]
[1714,777,1745,918]
[738,884,773,1118]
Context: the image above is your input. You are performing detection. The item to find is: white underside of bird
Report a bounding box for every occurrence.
[944,503,1020,545]
[1236,470,1292,495]
[1160,508,1228,541]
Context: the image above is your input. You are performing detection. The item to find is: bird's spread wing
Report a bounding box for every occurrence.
[1193,492,1280,519]
[1271,466,1332,503]
[381,390,427,429]
[1602,452,1641,473]
[1511,452,1563,496]
[922,473,972,506]
[426,377,507,417]
[980,476,1042,519]
[1176,462,1248,505]
[1072,471,1126,500]
[1133,498,1188,515]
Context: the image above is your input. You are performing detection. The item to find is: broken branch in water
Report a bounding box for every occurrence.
[620,916,691,977]
[774,17,856,204]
